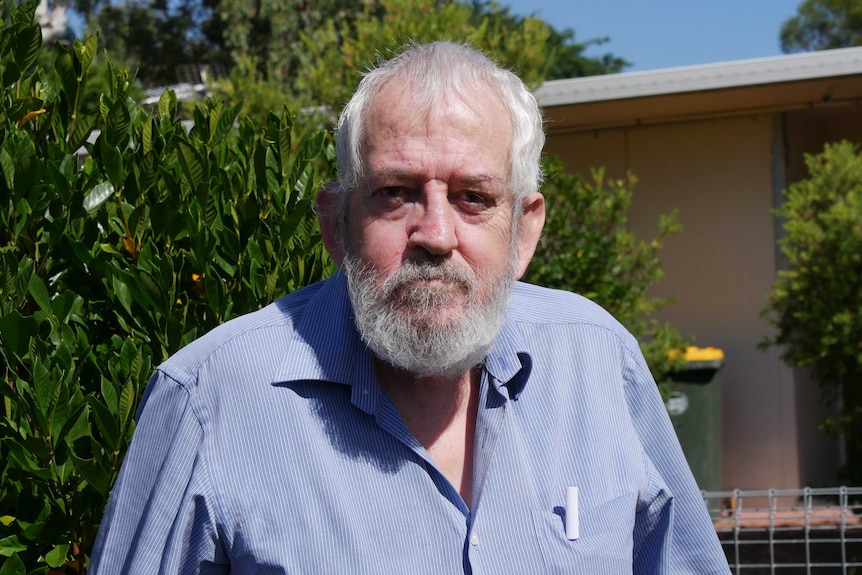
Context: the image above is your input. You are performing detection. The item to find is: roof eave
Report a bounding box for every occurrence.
[535,46,862,108]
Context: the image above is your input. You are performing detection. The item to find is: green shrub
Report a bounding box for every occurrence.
[762,140,862,480]
[525,159,689,392]
[0,4,335,571]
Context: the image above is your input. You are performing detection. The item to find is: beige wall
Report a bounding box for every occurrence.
[544,115,802,490]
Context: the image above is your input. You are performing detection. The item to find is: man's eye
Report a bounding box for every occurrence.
[458,192,494,211]
[375,187,410,205]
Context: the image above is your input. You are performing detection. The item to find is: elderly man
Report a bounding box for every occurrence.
[91,42,729,573]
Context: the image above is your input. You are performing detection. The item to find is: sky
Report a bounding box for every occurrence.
[502,0,803,72]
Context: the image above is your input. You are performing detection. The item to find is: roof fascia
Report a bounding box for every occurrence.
[535,46,862,108]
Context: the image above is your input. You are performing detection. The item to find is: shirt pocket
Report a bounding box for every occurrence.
[531,492,636,574]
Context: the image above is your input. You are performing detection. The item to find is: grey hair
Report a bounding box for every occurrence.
[334,41,545,207]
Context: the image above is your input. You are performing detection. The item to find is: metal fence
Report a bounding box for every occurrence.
[702,487,862,574]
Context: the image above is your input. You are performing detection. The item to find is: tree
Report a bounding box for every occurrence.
[476,1,628,80]
[92,0,224,87]
[200,0,359,85]
[65,0,626,93]
[291,0,625,126]
[780,0,862,52]
[762,141,862,480]
[524,159,689,391]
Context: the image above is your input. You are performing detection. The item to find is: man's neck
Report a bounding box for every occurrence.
[375,360,479,509]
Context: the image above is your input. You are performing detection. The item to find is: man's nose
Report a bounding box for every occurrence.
[407,190,458,255]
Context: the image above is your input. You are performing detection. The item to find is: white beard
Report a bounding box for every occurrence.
[343,255,515,378]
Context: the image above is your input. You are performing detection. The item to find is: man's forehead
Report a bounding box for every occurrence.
[365,78,511,132]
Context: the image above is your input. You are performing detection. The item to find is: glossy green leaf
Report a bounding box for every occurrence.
[118,380,135,434]
[54,49,78,109]
[43,544,69,568]
[26,274,51,315]
[0,149,15,191]
[12,25,40,73]
[136,271,163,313]
[177,139,204,188]
[277,127,291,179]
[139,150,160,194]
[131,345,147,382]
[213,102,239,143]
[49,372,71,440]
[98,93,109,122]
[100,377,118,413]
[69,453,110,495]
[118,337,137,375]
[0,536,25,558]
[142,117,154,154]
[105,98,131,148]
[0,553,25,575]
[68,111,96,154]
[83,182,115,212]
[32,358,53,415]
[78,35,98,74]
[158,89,177,118]
[0,312,37,360]
[111,275,133,316]
[89,397,119,452]
[99,138,124,189]
[4,441,44,474]
[56,402,89,446]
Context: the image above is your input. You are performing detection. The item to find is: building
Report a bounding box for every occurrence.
[536,47,862,490]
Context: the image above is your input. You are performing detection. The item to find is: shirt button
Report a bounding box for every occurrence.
[470,533,479,546]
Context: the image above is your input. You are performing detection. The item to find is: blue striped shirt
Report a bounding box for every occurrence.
[90,272,729,573]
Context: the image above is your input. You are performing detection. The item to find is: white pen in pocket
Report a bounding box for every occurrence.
[565,486,579,540]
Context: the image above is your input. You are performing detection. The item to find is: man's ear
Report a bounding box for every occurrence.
[514,192,546,279]
[316,182,345,267]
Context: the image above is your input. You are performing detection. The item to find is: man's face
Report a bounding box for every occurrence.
[320,80,545,377]
[347,83,516,320]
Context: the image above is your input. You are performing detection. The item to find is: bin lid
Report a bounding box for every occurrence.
[680,346,724,361]
[668,346,725,374]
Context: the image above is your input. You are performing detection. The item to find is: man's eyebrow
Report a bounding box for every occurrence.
[363,171,505,187]
[365,169,416,181]
[453,174,502,186]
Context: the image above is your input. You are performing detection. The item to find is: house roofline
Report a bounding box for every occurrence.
[535,46,862,108]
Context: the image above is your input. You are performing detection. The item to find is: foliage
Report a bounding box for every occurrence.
[478,1,627,80]
[525,158,689,391]
[32,43,145,118]
[212,56,331,134]
[295,0,624,115]
[64,0,627,92]
[762,141,862,479]
[543,28,627,80]
[205,0,358,86]
[0,3,335,570]
[780,0,862,52]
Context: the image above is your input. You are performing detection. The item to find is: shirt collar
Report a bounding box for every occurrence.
[270,271,381,414]
[483,312,533,400]
[271,272,533,409]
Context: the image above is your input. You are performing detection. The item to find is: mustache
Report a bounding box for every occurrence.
[379,259,474,298]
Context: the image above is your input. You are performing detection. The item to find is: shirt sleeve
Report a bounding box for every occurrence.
[622,344,730,574]
[89,370,228,574]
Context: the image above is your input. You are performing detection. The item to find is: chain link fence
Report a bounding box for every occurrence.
[702,487,862,573]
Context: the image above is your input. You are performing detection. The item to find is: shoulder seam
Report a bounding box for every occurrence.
[160,310,296,386]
